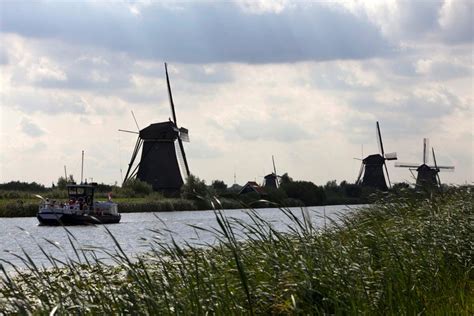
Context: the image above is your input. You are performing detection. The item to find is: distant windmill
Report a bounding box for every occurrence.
[355,122,397,191]
[395,138,454,189]
[263,155,281,189]
[122,63,190,196]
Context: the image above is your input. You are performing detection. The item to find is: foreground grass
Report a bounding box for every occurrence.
[0,187,472,314]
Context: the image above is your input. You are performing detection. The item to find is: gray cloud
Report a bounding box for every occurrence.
[417,60,472,80]
[381,0,473,44]
[344,85,466,145]
[5,92,87,115]
[0,2,392,64]
[438,0,474,44]
[20,118,45,137]
[396,0,444,37]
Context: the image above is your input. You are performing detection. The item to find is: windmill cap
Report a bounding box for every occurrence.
[139,121,181,140]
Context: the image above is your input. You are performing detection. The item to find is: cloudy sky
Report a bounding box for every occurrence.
[0,0,472,187]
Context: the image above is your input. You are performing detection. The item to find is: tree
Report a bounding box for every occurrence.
[280,173,293,185]
[344,183,362,198]
[0,181,46,192]
[122,178,153,196]
[57,175,75,190]
[181,175,208,200]
[211,180,228,195]
[281,181,326,206]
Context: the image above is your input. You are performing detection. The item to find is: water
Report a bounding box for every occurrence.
[0,205,355,269]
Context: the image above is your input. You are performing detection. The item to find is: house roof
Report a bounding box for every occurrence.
[239,181,266,195]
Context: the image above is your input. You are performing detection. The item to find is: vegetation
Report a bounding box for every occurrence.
[0,176,457,217]
[0,187,471,314]
[0,181,47,192]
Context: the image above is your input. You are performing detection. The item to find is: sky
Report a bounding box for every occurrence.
[0,0,472,187]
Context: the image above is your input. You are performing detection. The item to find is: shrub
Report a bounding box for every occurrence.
[281,181,326,206]
[181,174,209,200]
[121,179,153,197]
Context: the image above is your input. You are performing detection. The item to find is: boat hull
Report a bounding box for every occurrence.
[37,212,121,226]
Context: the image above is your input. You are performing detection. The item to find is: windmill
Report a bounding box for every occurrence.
[355,122,397,191]
[395,138,454,189]
[263,156,281,189]
[122,63,190,196]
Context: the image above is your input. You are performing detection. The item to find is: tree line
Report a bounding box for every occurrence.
[0,174,414,207]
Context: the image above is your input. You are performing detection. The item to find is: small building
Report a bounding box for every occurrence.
[238,181,266,195]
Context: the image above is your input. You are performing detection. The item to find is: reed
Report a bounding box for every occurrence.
[0,187,472,314]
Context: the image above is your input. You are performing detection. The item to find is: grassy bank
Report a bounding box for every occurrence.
[0,187,472,314]
[0,196,297,217]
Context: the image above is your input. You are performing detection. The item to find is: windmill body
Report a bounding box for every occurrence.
[355,122,397,191]
[135,122,185,194]
[263,173,279,188]
[122,64,190,196]
[415,164,438,189]
[360,154,388,191]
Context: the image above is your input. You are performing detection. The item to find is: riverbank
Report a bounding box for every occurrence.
[0,196,365,217]
[0,187,471,314]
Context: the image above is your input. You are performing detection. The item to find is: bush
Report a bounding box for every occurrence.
[281,181,326,206]
[181,175,209,200]
[121,179,153,197]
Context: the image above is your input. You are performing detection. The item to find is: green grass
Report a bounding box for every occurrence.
[0,187,472,314]
[0,195,263,217]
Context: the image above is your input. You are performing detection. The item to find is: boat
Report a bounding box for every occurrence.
[37,183,121,225]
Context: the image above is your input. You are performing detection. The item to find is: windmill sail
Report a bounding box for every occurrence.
[432,147,442,187]
[423,138,429,165]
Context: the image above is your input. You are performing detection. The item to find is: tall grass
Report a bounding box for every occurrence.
[0,187,472,314]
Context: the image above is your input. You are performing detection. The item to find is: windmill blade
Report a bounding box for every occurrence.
[177,137,190,178]
[383,161,391,188]
[376,121,385,156]
[384,152,397,160]
[431,147,439,170]
[423,138,429,164]
[356,162,364,184]
[272,155,277,175]
[165,63,178,126]
[436,166,455,171]
[123,137,143,184]
[131,110,140,131]
[432,147,441,186]
[179,127,189,142]
[118,129,139,135]
[395,162,419,168]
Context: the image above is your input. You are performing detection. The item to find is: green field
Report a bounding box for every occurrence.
[0,186,472,314]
